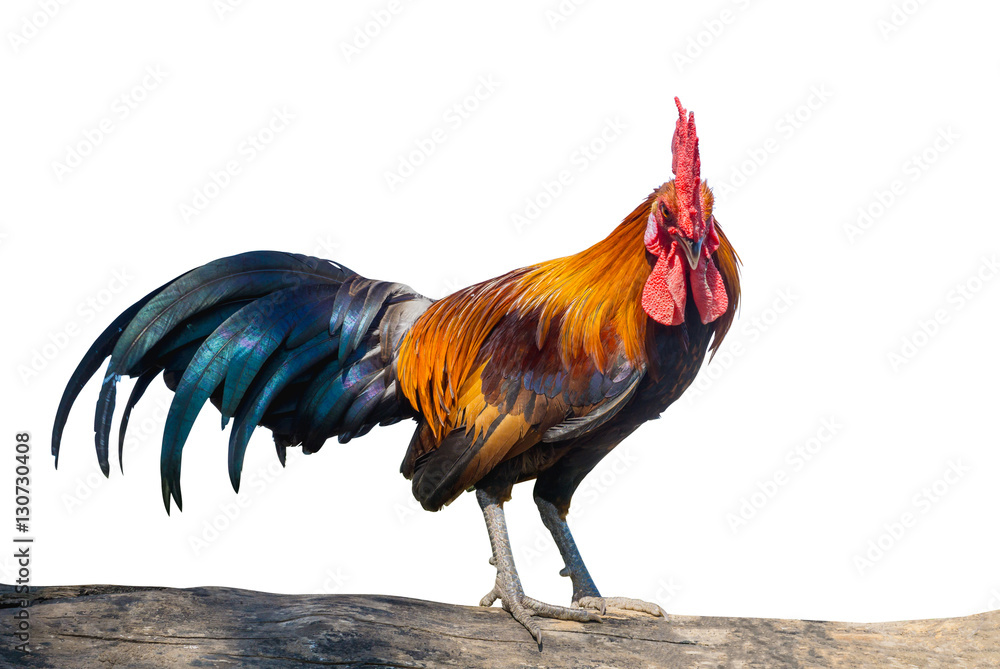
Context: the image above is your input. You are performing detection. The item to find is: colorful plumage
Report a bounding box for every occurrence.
[53,98,740,645]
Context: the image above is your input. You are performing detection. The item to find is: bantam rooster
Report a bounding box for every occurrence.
[53,98,740,643]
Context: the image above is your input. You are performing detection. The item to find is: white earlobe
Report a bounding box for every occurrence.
[644,210,659,246]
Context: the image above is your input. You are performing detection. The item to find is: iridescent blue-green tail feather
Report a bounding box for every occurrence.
[51,250,432,514]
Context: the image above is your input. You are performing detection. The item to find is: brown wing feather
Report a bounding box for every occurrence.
[402,313,644,510]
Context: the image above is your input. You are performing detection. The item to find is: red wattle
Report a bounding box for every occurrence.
[641,241,687,326]
[690,255,728,324]
[643,220,728,326]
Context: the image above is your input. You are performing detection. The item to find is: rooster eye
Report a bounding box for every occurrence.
[658,203,673,226]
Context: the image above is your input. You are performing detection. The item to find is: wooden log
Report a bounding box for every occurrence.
[1,584,997,668]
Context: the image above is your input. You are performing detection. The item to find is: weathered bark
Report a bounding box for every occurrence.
[0,584,996,668]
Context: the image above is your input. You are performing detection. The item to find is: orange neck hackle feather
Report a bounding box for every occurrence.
[397,188,740,439]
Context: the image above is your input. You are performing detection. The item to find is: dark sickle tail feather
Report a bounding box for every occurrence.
[51,251,432,513]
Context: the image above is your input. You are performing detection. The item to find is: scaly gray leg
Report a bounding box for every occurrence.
[477,488,600,644]
[535,494,665,617]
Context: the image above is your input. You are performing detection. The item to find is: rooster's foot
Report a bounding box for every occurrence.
[479,574,600,644]
[477,488,600,645]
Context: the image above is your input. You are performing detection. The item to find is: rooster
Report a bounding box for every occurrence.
[53,98,740,643]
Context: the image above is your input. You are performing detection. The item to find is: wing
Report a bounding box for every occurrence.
[401,313,645,511]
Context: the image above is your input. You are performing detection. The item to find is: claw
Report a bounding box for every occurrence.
[508,599,543,645]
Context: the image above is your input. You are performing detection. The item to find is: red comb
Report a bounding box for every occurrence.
[671,97,702,237]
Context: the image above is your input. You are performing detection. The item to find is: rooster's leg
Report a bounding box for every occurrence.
[535,494,665,617]
[476,488,600,643]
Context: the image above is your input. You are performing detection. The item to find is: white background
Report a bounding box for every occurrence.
[1,0,998,625]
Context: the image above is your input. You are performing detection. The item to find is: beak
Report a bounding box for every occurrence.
[677,236,703,270]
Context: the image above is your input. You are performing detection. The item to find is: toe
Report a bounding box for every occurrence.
[479,587,500,608]
[574,596,607,616]
[523,596,601,622]
[601,597,666,617]
[508,601,543,644]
